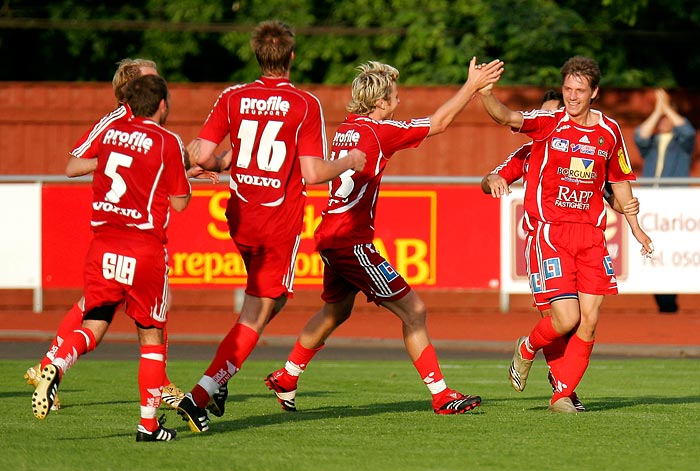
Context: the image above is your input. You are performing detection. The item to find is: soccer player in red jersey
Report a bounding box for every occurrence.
[32,75,190,442]
[481,89,640,412]
[175,20,366,433]
[23,58,212,411]
[478,56,653,412]
[263,57,504,415]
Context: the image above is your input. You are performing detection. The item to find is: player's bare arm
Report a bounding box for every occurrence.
[65,155,98,177]
[427,57,503,137]
[300,148,366,185]
[170,194,191,212]
[193,138,231,172]
[477,65,524,130]
[610,181,654,257]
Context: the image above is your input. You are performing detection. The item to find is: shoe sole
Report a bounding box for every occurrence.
[32,365,60,420]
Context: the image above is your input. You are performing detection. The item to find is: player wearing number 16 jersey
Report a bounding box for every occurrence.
[175,21,365,433]
[264,58,505,415]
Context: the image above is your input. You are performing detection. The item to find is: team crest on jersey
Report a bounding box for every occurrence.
[598,136,605,146]
[617,149,632,174]
[551,137,569,152]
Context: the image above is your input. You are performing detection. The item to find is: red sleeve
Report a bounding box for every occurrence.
[198,90,231,145]
[163,135,192,197]
[606,123,636,183]
[494,142,531,185]
[296,93,327,159]
[376,118,430,156]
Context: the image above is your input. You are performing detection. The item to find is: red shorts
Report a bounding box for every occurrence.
[525,222,617,310]
[83,231,169,329]
[320,244,411,305]
[235,235,299,299]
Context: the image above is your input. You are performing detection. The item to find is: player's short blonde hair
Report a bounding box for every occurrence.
[346,61,399,115]
[112,58,158,104]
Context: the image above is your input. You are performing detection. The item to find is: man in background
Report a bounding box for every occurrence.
[634,88,696,313]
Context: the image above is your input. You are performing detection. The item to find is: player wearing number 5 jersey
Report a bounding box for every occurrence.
[176,20,365,433]
[32,75,191,442]
[264,58,504,415]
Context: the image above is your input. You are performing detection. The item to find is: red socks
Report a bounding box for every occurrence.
[413,344,447,396]
[52,327,97,377]
[192,323,259,407]
[523,316,563,360]
[138,344,166,431]
[41,301,85,369]
[551,334,594,403]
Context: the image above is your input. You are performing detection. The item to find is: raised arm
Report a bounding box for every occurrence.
[427,57,504,137]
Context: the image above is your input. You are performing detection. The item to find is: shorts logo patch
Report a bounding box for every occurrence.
[603,255,615,276]
[530,273,543,293]
[543,258,562,279]
[378,261,400,282]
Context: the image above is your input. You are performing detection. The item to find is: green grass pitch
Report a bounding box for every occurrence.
[2,358,699,470]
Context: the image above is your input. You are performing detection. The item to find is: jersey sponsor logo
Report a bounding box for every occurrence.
[103,129,153,153]
[93,201,143,219]
[579,135,590,143]
[598,149,608,158]
[332,129,360,146]
[239,96,290,116]
[543,258,562,280]
[571,143,595,155]
[235,173,282,188]
[557,157,597,180]
[551,137,569,152]
[555,186,594,210]
[617,149,632,174]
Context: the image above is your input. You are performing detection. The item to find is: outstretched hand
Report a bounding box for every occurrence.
[468,57,504,94]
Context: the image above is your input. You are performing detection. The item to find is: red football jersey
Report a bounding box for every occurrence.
[198,77,327,246]
[83,116,190,244]
[518,108,635,230]
[71,104,132,158]
[315,114,430,251]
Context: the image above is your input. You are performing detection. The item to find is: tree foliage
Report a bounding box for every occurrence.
[1,0,698,88]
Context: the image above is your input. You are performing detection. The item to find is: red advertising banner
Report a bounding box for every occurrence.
[42,184,501,290]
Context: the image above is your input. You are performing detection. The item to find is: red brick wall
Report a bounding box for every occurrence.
[1,82,699,177]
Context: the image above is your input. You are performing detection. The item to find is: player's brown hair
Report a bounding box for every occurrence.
[251,20,295,76]
[124,75,169,118]
[112,58,158,104]
[560,56,601,90]
[346,61,400,115]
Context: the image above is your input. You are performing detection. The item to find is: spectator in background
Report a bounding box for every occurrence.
[634,88,697,314]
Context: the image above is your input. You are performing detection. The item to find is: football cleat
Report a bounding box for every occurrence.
[206,382,228,418]
[136,415,177,442]
[509,336,533,392]
[25,363,60,410]
[32,364,61,420]
[161,383,185,409]
[548,371,585,412]
[264,370,297,412]
[549,396,578,413]
[176,393,209,433]
[433,390,481,414]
